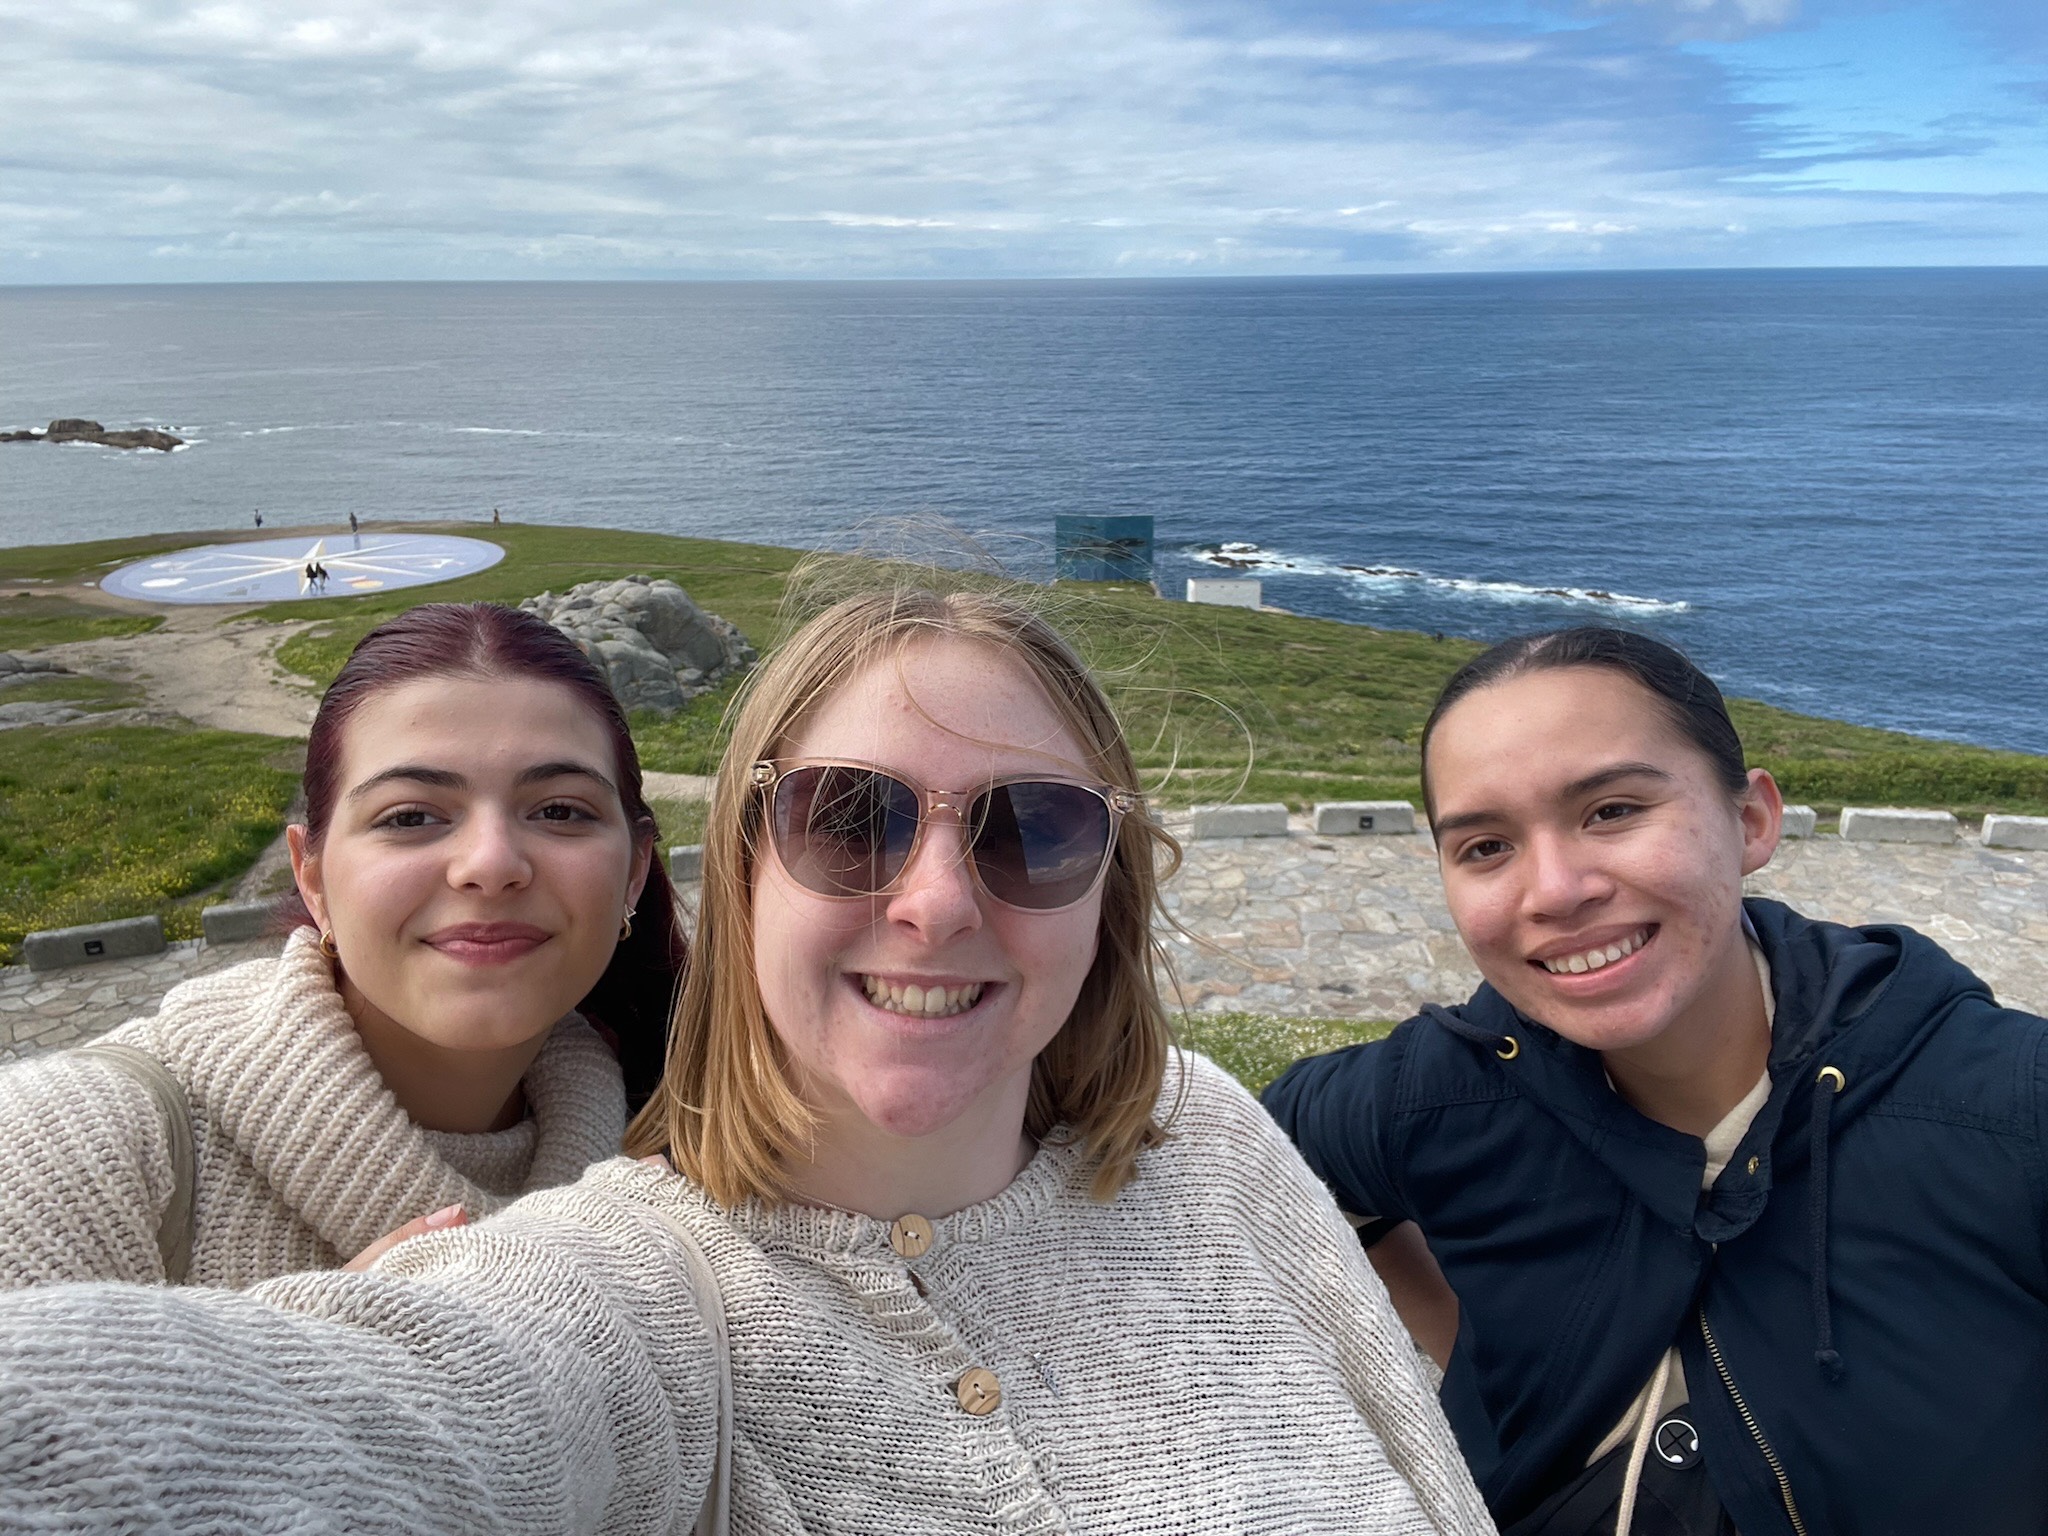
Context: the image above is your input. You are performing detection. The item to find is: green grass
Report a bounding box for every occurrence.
[263,523,801,688]
[631,684,746,777]
[8,520,2045,832]
[1177,1011,1394,1096]
[0,675,145,712]
[0,531,252,585]
[0,727,302,964]
[0,595,162,652]
[646,794,710,849]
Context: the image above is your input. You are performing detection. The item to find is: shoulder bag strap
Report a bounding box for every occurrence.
[76,1041,196,1283]
[632,1203,733,1536]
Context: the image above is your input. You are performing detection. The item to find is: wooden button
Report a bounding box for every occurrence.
[889,1214,934,1259]
[955,1367,1001,1416]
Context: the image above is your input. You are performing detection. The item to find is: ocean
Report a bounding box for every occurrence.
[3,270,2045,753]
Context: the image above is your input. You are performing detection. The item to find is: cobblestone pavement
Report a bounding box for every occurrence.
[0,936,286,1062]
[4,826,2043,1059]
[1159,819,2048,1020]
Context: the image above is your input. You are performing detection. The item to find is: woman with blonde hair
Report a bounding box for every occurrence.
[0,586,1492,1535]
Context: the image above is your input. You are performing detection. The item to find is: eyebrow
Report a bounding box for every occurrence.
[1430,761,1675,837]
[345,761,618,801]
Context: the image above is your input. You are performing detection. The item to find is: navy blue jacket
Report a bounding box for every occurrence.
[1264,899,2048,1535]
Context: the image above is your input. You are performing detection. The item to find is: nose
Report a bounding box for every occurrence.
[1520,826,1612,920]
[883,811,984,943]
[446,806,533,893]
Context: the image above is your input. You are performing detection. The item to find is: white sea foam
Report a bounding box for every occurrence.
[450,426,546,436]
[1189,542,1689,614]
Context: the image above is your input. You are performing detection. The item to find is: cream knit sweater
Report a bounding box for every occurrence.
[0,927,627,1288]
[0,1051,1494,1534]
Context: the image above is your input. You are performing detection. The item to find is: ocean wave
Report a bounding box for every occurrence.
[1189,542,1689,615]
[450,426,546,436]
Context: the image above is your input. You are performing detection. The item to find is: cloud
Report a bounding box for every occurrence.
[0,0,2037,280]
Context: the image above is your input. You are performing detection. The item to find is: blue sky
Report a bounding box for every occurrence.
[1,0,2042,282]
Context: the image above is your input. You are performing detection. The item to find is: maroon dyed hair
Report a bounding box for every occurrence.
[289,602,686,1109]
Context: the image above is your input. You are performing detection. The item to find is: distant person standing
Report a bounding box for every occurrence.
[254,510,263,529]
[348,512,359,536]
[491,507,501,527]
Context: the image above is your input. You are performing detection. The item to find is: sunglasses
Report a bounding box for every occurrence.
[751,760,1141,912]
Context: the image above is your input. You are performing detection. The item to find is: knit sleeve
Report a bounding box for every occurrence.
[1182,1055,1494,1536]
[0,1177,719,1533]
[0,1043,179,1288]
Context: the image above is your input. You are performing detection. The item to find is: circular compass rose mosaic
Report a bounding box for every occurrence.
[101,534,506,605]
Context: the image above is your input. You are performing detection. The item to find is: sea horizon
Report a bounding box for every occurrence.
[5,269,2045,753]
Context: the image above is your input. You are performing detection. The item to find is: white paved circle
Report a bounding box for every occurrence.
[102,534,505,604]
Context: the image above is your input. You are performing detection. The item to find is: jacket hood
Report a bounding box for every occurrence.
[1422,898,1994,1239]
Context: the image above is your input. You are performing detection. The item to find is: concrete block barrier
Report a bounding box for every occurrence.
[24,916,166,972]
[1185,578,1262,609]
[1839,807,1958,845]
[201,902,274,945]
[1313,801,1418,836]
[1982,815,2048,852]
[670,844,704,882]
[1189,803,1290,840]
[1780,805,1818,840]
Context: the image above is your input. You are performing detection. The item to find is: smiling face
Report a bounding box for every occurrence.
[750,635,1104,1149]
[289,672,652,1056]
[1426,666,1780,1055]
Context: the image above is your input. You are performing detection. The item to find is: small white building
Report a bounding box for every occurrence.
[1186,578,1262,609]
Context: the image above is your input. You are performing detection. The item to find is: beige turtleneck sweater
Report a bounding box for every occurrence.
[0,1052,1496,1534]
[0,927,627,1289]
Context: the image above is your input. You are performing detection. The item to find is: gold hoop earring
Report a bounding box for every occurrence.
[317,930,339,961]
[618,909,635,941]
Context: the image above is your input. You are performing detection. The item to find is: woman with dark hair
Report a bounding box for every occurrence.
[1266,625,2048,1536]
[0,602,685,1288]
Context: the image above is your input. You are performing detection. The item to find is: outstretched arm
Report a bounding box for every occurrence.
[0,1176,717,1533]
[0,1048,179,1287]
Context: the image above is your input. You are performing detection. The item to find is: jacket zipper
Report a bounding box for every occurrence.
[1699,1309,1807,1536]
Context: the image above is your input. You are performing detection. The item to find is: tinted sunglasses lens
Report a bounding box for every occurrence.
[772,766,921,897]
[970,782,1114,910]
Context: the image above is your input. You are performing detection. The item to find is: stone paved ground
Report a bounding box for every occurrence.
[1157,817,2048,1019]
[4,825,2043,1059]
[0,936,286,1062]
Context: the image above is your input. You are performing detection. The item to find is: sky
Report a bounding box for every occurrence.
[2,0,2044,282]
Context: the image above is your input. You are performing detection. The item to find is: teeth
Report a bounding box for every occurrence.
[1541,928,1650,976]
[860,975,987,1018]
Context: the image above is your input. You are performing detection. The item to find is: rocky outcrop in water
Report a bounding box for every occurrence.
[2,419,183,451]
[520,575,756,714]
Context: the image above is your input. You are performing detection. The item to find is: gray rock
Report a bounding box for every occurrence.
[0,701,91,729]
[0,652,66,677]
[521,574,754,716]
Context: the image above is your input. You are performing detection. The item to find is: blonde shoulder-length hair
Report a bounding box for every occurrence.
[624,586,1184,1205]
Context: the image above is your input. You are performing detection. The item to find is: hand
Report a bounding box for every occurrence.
[343,1204,468,1272]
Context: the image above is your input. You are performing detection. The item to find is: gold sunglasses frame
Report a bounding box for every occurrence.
[749,758,1143,911]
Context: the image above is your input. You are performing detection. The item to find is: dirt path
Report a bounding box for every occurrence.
[40,608,318,738]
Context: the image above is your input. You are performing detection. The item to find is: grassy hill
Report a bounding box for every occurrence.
[2,519,2045,963]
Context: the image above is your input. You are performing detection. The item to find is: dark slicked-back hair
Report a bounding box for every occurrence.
[287,602,685,1108]
[1419,625,1749,823]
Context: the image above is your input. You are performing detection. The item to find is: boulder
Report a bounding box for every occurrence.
[45,419,106,438]
[0,653,67,677]
[522,575,755,715]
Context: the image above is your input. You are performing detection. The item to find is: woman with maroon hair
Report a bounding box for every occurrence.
[0,602,686,1288]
